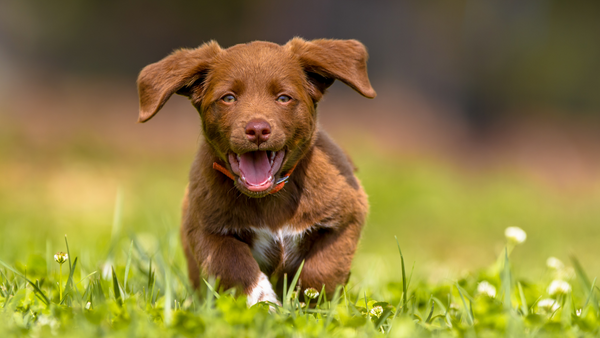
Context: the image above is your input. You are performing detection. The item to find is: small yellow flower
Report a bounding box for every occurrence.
[54,252,68,264]
[370,305,383,318]
[304,287,320,300]
[505,227,527,244]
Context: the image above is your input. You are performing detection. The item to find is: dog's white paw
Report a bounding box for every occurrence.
[247,272,280,307]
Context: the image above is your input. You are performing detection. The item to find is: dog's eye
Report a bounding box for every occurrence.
[221,94,236,103]
[276,95,292,103]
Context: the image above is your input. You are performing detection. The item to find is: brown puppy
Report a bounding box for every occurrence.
[137,38,376,306]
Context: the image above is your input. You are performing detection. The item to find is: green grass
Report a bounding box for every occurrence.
[2,129,600,337]
[1,229,599,337]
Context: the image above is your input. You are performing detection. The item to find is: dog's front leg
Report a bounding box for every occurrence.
[296,221,363,299]
[189,229,279,306]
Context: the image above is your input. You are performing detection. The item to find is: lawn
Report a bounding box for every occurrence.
[1,123,600,337]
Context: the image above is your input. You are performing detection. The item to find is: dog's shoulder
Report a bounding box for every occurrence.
[314,130,360,190]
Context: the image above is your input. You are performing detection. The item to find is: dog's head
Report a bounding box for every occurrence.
[137,38,375,197]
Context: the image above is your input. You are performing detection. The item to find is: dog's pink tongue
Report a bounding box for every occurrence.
[239,151,271,185]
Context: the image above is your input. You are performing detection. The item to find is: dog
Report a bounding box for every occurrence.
[137,38,376,306]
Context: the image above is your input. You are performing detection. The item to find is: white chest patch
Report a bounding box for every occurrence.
[250,225,307,269]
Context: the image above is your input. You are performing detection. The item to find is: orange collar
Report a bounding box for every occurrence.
[212,161,296,194]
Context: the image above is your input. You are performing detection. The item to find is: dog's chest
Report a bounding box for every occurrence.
[250,226,306,271]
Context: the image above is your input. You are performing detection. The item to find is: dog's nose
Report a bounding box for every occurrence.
[245,119,271,145]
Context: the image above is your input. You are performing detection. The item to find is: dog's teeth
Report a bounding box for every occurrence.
[237,154,241,162]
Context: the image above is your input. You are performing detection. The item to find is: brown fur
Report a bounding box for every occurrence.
[137,38,376,301]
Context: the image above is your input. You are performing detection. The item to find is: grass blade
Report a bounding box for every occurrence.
[395,236,407,314]
[571,256,599,314]
[146,258,154,304]
[0,259,50,306]
[324,285,342,328]
[111,266,122,306]
[582,277,597,316]
[425,296,435,323]
[517,282,528,316]
[286,260,305,303]
[385,299,404,335]
[455,283,474,325]
[76,271,97,286]
[571,256,591,290]
[501,248,512,310]
[343,286,349,312]
[374,306,394,329]
[123,241,133,295]
[64,235,73,282]
[406,261,415,293]
[92,278,106,302]
[164,266,172,326]
[60,257,79,305]
[315,284,326,309]
[81,280,93,307]
[203,278,220,299]
[282,273,288,308]
[432,296,452,328]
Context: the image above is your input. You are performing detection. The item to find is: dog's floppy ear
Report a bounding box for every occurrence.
[137,41,222,123]
[287,38,376,101]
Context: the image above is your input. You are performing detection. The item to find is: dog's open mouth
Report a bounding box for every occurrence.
[228,150,285,193]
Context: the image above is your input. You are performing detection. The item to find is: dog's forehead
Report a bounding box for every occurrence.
[211,41,302,80]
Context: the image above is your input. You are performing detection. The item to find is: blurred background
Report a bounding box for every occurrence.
[1,0,600,286]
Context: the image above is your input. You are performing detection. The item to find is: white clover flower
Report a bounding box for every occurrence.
[548,280,571,295]
[546,257,564,270]
[101,262,112,280]
[505,227,527,244]
[370,305,383,318]
[54,252,68,264]
[303,287,319,300]
[477,281,497,298]
[537,298,559,313]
